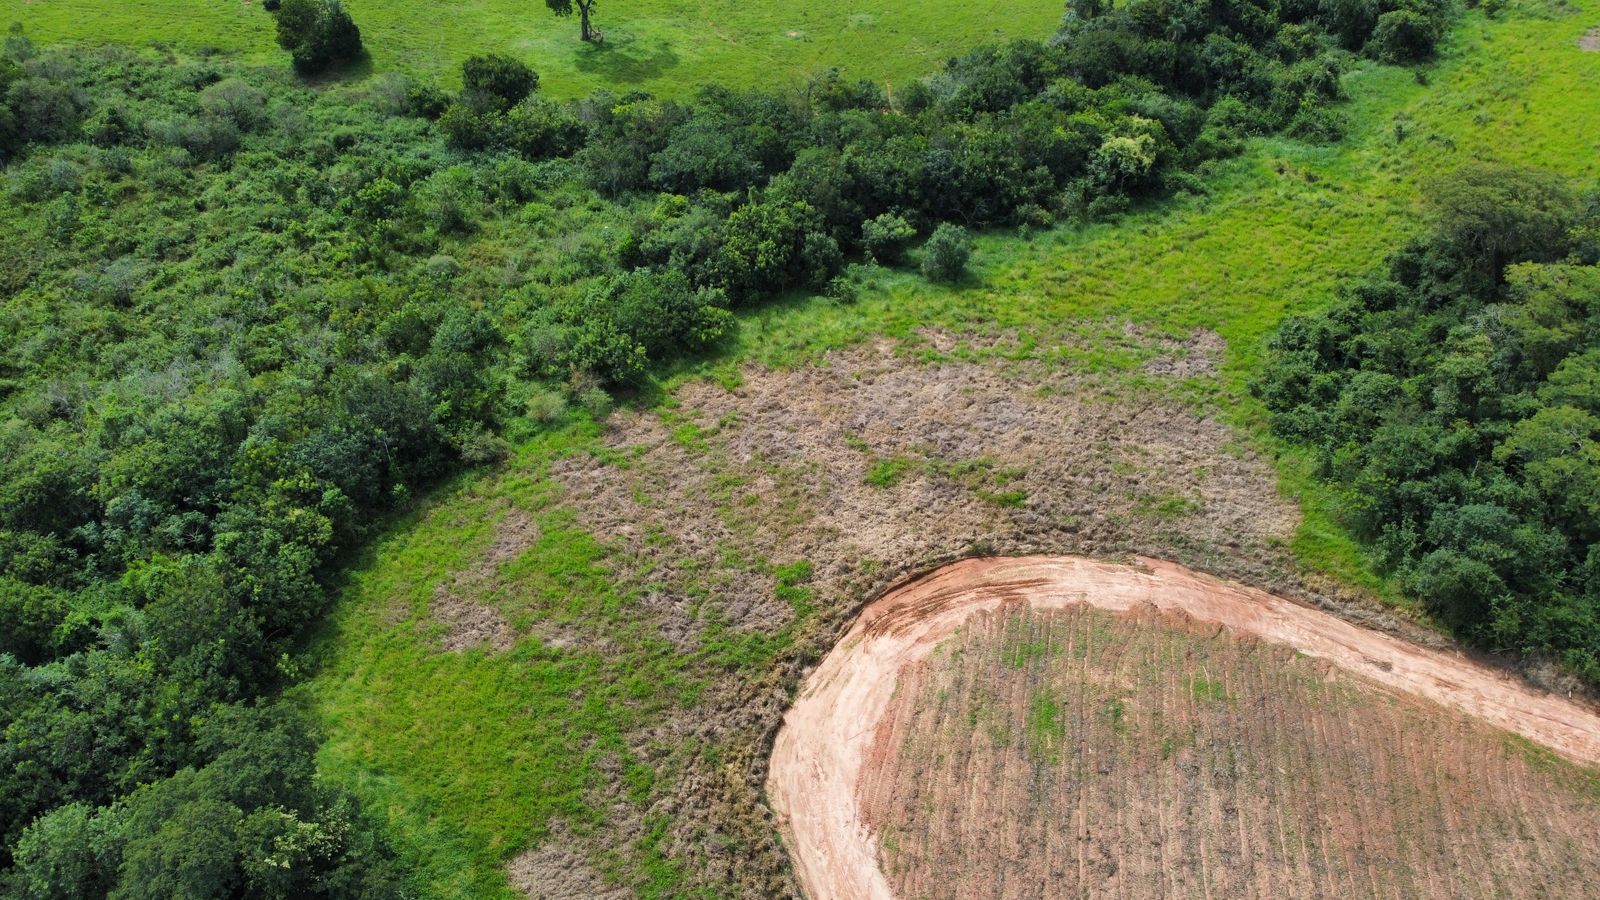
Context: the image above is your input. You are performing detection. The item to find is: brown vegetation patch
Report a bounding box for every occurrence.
[1581,26,1600,51]
[555,335,1300,650]
[426,504,540,652]
[506,832,630,900]
[431,583,517,652]
[861,603,1600,899]
[1138,325,1226,377]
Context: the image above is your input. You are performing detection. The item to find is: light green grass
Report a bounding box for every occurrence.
[295,3,1600,896]
[7,0,1063,97]
[710,1,1600,598]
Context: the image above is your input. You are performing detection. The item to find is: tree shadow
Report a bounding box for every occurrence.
[571,31,679,83]
[294,49,375,87]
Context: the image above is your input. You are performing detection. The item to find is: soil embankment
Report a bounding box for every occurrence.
[766,556,1600,900]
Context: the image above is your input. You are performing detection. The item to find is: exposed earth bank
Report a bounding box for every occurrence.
[767,556,1600,900]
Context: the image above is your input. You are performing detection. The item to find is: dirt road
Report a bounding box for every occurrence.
[765,556,1600,900]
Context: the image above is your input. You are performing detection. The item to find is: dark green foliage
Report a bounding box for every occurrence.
[1371,9,1438,62]
[521,269,733,382]
[6,706,405,899]
[271,0,362,75]
[1257,166,1600,678]
[501,98,584,159]
[1425,162,1576,279]
[442,57,580,159]
[921,223,973,282]
[460,54,538,110]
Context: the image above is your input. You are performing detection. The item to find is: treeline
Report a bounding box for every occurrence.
[1258,165,1600,679]
[0,0,1450,891]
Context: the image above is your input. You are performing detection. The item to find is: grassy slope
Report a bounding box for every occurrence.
[723,2,1600,599]
[294,3,1600,897]
[6,0,1062,97]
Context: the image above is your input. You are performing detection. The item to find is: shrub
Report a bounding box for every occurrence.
[501,98,584,159]
[7,77,82,144]
[921,222,972,283]
[649,115,765,193]
[525,389,567,424]
[355,177,404,220]
[709,198,835,301]
[198,78,268,130]
[438,101,496,150]
[1371,10,1437,63]
[1285,100,1347,143]
[860,212,917,263]
[460,54,538,110]
[402,81,450,119]
[523,269,734,383]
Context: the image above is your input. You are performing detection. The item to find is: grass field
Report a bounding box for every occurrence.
[280,1,1600,897]
[5,0,1063,96]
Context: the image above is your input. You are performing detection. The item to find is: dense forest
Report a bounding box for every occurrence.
[0,0,1451,893]
[1259,165,1600,680]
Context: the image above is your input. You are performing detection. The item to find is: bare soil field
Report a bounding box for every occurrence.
[767,557,1600,900]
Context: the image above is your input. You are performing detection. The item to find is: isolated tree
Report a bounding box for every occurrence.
[272,0,362,75]
[546,0,600,42]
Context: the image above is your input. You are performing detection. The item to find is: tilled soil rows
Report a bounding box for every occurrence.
[768,556,1600,900]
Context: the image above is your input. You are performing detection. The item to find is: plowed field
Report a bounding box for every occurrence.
[767,557,1600,900]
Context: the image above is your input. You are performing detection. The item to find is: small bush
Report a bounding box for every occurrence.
[1371,10,1437,63]
[1286,100,1347,143]
[438,101,497,150]
[501,98,583,159]
[525,389,567,424]
[406,82,450,119]
[860,212,916,263]
[199,78,268,130]
[921,222,972,283]
[461,54,538,110]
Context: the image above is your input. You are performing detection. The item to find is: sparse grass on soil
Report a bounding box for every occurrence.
[860,604,1600,898]
[5,0,1063,96]
[293,2,1600,896]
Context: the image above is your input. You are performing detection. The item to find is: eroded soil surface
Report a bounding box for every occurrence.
[768,557,1600,900]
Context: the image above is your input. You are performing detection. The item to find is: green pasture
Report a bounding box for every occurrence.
[6,0,1063,96]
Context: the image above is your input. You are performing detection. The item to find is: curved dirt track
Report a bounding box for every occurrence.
[765,556,1600,900]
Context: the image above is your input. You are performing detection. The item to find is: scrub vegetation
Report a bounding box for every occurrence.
[1259,166,1600,677]
[0,0,1596,894]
